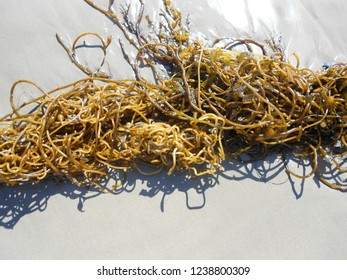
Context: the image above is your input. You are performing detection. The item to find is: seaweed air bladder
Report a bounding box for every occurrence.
[1,0,347,191]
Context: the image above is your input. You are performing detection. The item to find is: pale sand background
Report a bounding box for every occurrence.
[0,0,347,259]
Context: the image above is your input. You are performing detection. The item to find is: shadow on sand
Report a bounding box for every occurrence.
[1,154,345,229]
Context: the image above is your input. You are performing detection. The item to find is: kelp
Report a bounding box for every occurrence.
[1,0,347,191]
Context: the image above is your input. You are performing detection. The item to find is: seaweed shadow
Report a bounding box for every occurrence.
[220,153,324,199]
[0,166,222,229]
[124,168,220,212]
[1,153,342,229]
[0,179,102,230]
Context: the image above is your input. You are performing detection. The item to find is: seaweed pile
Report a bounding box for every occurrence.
[1,0,347,190]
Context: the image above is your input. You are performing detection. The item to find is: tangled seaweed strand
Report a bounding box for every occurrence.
[0,78,223,188]
[1,0,347,191]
